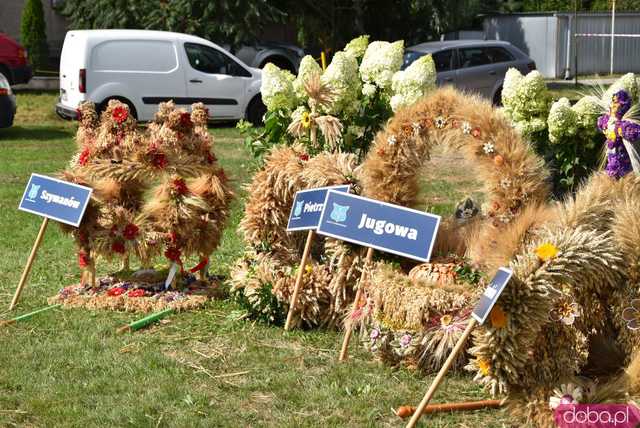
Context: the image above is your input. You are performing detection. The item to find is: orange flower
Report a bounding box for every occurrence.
[535,242,559,262]
[494,154,504,166]
[471,127,481,138]
[477,357,491,376]
[490,305,507,329]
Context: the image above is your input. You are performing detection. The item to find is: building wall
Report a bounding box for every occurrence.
[483,13,640,78]
[571,13,640,76]
[483,15,559,78]
[0,0,68,66]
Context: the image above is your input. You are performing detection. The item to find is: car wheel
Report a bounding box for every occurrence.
[247,96,266,126]
[493,86,503,106]
[98,97,138,120]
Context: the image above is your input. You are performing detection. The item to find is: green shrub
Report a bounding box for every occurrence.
[21,0,49,70]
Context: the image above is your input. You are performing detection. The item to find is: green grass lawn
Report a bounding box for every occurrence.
[0,92,511,427]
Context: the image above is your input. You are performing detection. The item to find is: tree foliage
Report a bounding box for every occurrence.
[59,0,288,46]
[21,0,49,69]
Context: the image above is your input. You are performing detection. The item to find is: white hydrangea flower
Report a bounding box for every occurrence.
[321,51,361,115]
[390,54,436,112]
[434,116,446,128]
[604,72,638,104]
[501,68,524,110]
[362,82,377,97]
[462,121,472,134]
[387,135,397,145]
[344,35,370,60]
[502,69,550,136]
[293,55,322,99]
[359,40,404,90]
[572,95,603,132]
[261,63,297,112]
[548,97,578,144]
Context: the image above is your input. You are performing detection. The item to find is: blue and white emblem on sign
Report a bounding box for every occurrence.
[329,203,349,224]
[317,191,441,262]
[27,184,41,201]
[286,185,351,232]
[471,267,513,324]
[19,173,93,227]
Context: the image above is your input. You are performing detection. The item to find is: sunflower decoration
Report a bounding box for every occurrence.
[287,73,343,151]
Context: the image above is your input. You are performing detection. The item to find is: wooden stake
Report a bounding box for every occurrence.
[406,318,478,428]
[9,217,49,310]
[395,399,503,418]
[338,247,374,361]
[90,262,96,288]
[284,230,316,331]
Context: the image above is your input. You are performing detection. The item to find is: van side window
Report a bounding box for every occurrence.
[184,43,251,77]
[459,47,492,68]
[431,50,454,72]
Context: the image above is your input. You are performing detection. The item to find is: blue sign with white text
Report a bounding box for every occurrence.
[316,191,441,262]
[287,185,350,231]
[472,267,513,324]
[19,173,93,227]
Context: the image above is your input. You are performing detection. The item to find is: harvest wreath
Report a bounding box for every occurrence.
[349,86,551,372]
[49,100,233,313]
[230,145,365,328]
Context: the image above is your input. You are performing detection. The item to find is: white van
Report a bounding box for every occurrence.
[56,29,265,123]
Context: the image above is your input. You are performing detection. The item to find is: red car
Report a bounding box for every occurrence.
[0,33,32,85]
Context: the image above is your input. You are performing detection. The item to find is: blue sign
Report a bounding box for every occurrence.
[472,267,513,324]
[286,185,350,231]
[316,191,441,262]
[19,173,93,227]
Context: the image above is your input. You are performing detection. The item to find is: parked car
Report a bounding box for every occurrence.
[56,30,265,124]
[0,73,16,128]
[402,40,535,104]
[233,42,304,74]
[0,33,32,85]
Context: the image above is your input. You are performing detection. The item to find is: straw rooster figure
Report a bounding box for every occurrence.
[61,100,233,288]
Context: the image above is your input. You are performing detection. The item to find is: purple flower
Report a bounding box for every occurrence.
[622,121,640,143]
[399,334,412,348]
[613,90,632,118]
[597,114,610,132]
[606,150,632,179]
[370,328,380,342]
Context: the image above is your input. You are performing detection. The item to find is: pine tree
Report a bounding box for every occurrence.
[21,0,49,70]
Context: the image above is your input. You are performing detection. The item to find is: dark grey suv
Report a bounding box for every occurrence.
[403,40,536,104]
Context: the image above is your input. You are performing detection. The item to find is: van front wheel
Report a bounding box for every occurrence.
[246,96,266,126]
[98,97,138,120]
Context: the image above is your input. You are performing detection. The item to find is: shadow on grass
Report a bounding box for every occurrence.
[0,126,73,141]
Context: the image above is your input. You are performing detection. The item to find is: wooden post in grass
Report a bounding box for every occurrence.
[338,247,374,361]
[405,318,478,428]
[9,218,49,310]
[284,230,316,331]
